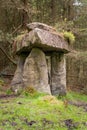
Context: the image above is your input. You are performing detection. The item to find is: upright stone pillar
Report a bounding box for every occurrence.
[23,48,51,94]
[11,54,27,92]
[51,52,66,96]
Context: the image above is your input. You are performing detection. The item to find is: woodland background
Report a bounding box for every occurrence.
[0,0,87,93]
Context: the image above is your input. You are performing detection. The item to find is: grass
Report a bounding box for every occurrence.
[66,91,87,102]
[0,91,87,130]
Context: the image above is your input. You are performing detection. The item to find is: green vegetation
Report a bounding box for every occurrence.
[6,89,13,95]
[65,91,87,102]
[63,31,75,44]
[0,79,5,93]
[24,86,37,96]
[0,79,4,86]
[0,91,87,130]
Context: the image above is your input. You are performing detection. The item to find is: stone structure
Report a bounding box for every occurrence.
[11,22,70,95]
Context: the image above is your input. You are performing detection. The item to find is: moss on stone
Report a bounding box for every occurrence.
[15,32,27,42]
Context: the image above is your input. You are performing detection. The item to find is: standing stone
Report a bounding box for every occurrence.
[11,54,27,93]
[51,52,66,96]
[23,48,51,94]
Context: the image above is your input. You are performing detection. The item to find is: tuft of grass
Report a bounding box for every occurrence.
[0,79,4,86]
[0,79,4,85]
[23,86,37,97]
[6,89,13,95]
[41,95,63,105]
[63,31,75,44]
[24,86,37,94]
[0,79,5,92]
[23,86,46,98]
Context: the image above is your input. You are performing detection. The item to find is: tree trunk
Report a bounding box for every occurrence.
[50,0,55,23]
[22,0,29,27]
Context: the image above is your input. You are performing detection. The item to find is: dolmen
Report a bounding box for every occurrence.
[11,22,70,96]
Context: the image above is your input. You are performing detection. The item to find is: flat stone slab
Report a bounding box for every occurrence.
[14,24,70,54]
[26,22,56,32]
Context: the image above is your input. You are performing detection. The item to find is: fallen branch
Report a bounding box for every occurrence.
[0,46,17,65]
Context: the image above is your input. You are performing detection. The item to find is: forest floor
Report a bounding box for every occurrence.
[0,79,87,130]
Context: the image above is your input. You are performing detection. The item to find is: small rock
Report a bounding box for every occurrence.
[17,101,22,105]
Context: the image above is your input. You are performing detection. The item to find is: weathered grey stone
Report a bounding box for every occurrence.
[26,22,56,32]
[11,54,27,93]
[23,48,51,94]
[15,28,70,54]
[51,52,66,96]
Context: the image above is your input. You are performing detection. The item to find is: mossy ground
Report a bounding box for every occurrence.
[0,90,87,130]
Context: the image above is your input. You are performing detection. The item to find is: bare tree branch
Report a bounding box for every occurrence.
[12,24,22,35]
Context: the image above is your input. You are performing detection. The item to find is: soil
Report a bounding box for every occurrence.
[0,94,17,99]
[69,100,87,112]
[64,119,79,130]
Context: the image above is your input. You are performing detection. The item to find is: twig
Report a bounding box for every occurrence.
[12,24,22,35]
